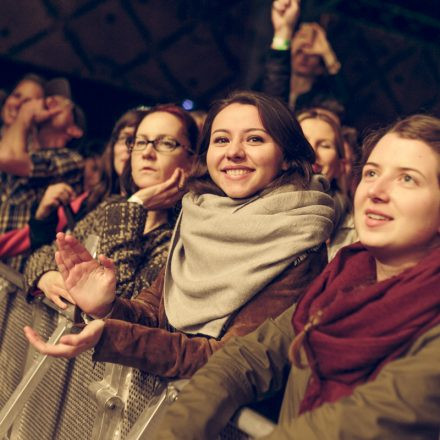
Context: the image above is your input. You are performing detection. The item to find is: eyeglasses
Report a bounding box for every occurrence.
[127,135,187,153]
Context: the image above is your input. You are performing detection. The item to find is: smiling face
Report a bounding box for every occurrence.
[300,117,342,182]
[206,103,286,199]
[354,132,440,265]
[130,111,192,189]
[1,79,44,127]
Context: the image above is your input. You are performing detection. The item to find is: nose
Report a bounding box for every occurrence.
[225,138,245,160]
[367,175,390,202]
[141,141,156,159]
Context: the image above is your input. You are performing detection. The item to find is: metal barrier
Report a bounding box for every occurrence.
[0,281,274,440]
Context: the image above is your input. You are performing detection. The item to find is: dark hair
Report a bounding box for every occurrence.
[121,104,199,195]
[356,114,440,184]
[98,107,150,198]
[187,90,315,196]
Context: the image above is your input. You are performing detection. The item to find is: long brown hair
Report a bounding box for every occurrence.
[187,90,315,196]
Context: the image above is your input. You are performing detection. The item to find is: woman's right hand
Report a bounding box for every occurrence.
[131,167,187,210]
[37,270,75,310]
[55,232,116,318]
[35,183,75,220]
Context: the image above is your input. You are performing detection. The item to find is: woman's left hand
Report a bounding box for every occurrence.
[131,167,187,210]
[23,319,105,359]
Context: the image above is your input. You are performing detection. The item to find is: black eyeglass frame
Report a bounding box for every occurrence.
[126,134,189,153]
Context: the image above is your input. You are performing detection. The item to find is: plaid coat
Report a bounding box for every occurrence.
[0,147,83,271]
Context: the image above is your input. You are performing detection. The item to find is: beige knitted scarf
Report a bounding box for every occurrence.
[164,176,335,338]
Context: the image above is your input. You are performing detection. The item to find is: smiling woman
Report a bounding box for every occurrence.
[24,91,335,382]
[154,114,440,440]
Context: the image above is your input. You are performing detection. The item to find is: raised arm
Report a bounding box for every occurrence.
[0,99,61,175]
[263,0,301,101]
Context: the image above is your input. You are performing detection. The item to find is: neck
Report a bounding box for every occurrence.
[291,73,315,94]
[374,252,424,282]
[144,209,168,234]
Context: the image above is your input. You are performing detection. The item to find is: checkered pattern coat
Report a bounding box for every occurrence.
[24,196,172,299]
[0,147,83,271]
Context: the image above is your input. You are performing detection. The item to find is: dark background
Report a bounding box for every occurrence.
[1,0,439,140]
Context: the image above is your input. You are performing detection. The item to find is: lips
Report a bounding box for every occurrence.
[221,166,254,177]
[364,209,393,227]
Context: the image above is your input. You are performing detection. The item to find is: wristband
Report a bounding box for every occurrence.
[127,194,143,205]
[271,36,291,51]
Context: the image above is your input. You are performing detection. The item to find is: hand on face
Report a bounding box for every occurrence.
[131,167,187,210]
[16,97,64,128]
[24,319,105,359]
[1,80,44,127]
[130,111,192,195]
[55,232,116,318]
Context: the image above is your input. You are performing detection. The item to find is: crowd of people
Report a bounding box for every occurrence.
[0,0,439,438]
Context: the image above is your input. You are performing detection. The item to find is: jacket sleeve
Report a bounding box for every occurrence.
[97,200,148,298]
[262,49,291,104]
[23,200,108,294]
[262,325,440,440]
[155,306,295,440]
[92,247,327,379]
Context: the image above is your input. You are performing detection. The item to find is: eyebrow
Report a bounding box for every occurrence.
[211,128,268,135]
[364,161,426,178]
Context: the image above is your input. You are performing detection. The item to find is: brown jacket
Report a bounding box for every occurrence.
[93,245,328,379]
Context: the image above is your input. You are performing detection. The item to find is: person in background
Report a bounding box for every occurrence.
[0,78,84,272]
[263,0,347,112]
[298,107,357,260]
[23,105,196,309]
[0,73,45,139]
[154,114,440,440]
[24,91,334,381]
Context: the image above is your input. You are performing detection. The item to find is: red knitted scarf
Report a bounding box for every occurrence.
[292,242,440,414]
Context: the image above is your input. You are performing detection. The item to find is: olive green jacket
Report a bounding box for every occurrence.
[156,306,440,439]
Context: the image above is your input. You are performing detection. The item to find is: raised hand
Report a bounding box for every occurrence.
[272,0,301,41]
[37,270,75,310]
[35,183,75,220]
[16,98,63,129]
[24,319,105,359]
[131,167,187,210]
[55,232,116,317]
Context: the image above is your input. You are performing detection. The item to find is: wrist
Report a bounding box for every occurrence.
[323,49,341,74]
[89,300,115,320]
[271,35,291,51]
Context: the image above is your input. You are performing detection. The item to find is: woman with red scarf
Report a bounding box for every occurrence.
[155,114,440,439]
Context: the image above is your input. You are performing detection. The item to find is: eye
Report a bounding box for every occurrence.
[401,174,417,185]
[318,142,335,150]
[362,168,377,179]
[246,135,264,145]
[212,136,229,145]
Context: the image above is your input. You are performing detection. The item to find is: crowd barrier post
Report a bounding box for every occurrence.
[0,308,73,438]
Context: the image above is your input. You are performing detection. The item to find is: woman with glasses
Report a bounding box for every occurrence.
[23,105,194,307]
[25,91,334,381]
